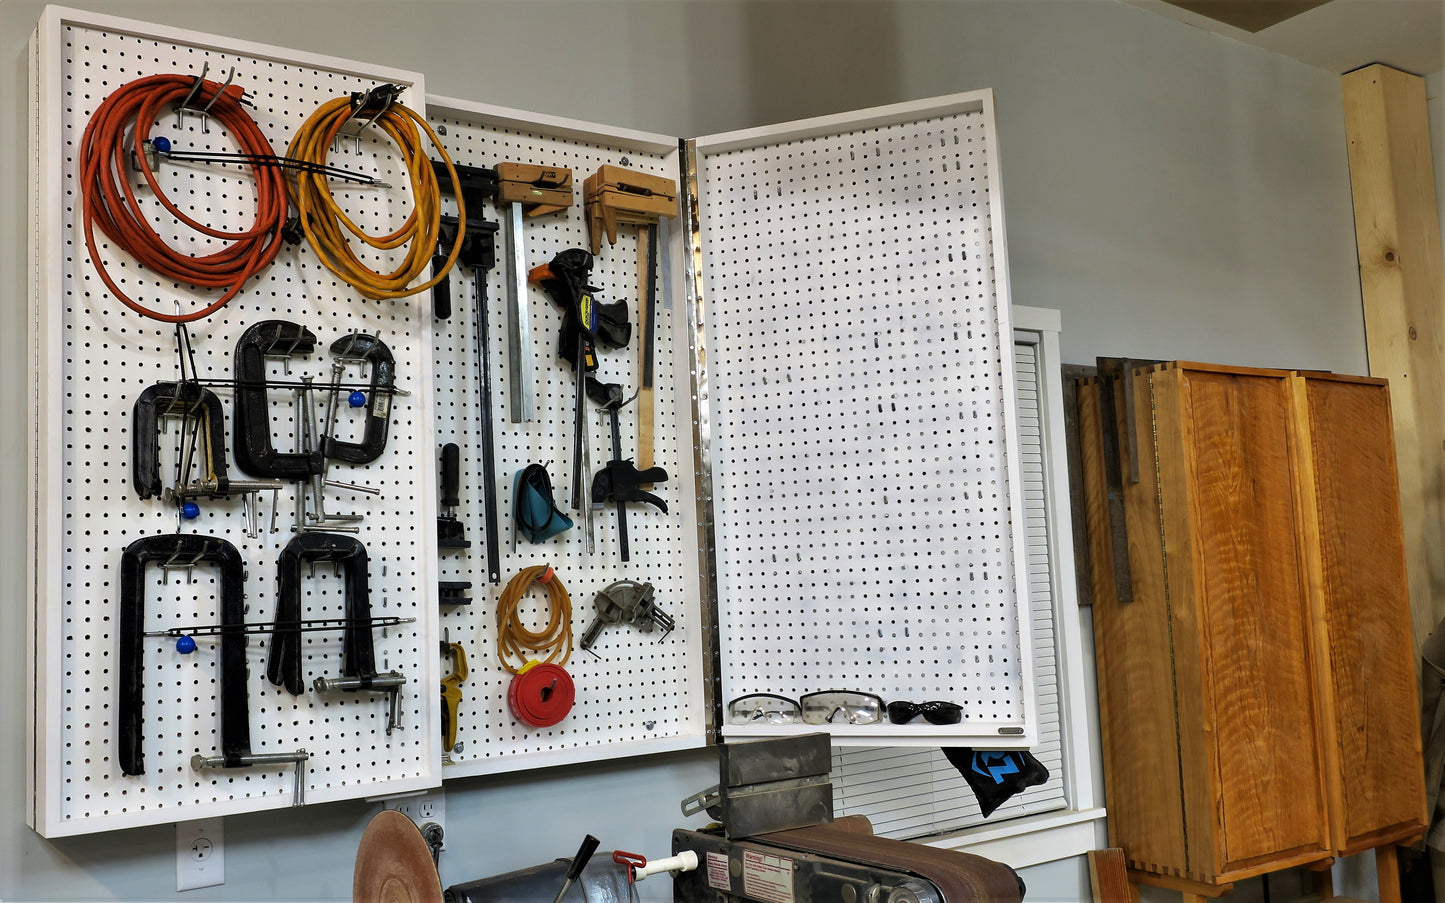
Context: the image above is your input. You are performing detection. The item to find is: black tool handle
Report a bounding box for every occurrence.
[432,254,452,319]
[567,835,600,882]
[441,443,461,508]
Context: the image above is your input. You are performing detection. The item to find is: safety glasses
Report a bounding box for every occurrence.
[727,691,886,726]
[727,693,801,725]
[886,700,963,725]
[799,691,885,725]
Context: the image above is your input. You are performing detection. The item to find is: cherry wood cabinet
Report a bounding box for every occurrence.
[1078,362,1425,896]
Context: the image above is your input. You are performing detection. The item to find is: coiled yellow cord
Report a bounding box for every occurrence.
[496,566,573,674]
[287,94,464,300]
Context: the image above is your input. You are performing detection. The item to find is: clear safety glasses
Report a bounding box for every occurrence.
[727,693,801,725]
[799,691,885,725]
[886,700,963,725]
[727,691,887,726]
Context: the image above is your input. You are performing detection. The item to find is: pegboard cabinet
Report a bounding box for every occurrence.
[27,6,1033,837]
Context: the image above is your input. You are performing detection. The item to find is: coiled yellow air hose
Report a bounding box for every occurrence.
[287,93,464,300]
[496,566,573,674]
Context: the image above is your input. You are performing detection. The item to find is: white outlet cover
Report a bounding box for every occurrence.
[176,818,224,892]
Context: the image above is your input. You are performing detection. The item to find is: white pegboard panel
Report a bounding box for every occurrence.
[28,8,443,836]
[422,96,708,776]
[691,92,1037,746]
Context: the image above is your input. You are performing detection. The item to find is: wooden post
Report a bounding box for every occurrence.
[1376,844,1402,903]
[1087,848,1135,903]
[1341,64,1445,652]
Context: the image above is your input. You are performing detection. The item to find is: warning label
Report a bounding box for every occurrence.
[705,852,730,891]
[741,849,795,903]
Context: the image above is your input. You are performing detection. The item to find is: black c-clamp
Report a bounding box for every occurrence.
[323,333,395,465]
[288,534,407,733]
[267,532,369,696]
[118,534,248,776]
[132,381,230,500]
[233,320,324,479]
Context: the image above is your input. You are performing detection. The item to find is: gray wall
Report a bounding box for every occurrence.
[0,2,1380,901]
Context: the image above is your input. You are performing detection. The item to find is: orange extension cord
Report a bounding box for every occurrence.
[79,73,287,323]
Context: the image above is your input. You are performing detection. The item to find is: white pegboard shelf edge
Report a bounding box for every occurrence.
[35,769,438,839]
[39,6,425,89]
[426,93,678,156]
[692,89,993,154]
[721,724,1037,750]
[438,732,709,780]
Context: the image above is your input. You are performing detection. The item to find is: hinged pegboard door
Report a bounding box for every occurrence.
[29,7,444,837]
[691,91,1037,746]
[422,96,710,777]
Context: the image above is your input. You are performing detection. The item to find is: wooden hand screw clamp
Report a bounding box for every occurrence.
[583,165,677,255]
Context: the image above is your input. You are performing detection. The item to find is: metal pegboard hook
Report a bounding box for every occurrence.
[159,537,212,584]
[174,62,208,130]
[192,65,237,133]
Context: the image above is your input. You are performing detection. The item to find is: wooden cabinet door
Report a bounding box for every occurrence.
[1162,367,1333,876]
[1291,375,1427,853]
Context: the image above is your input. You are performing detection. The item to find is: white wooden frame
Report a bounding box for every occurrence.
[930,306,1105,866]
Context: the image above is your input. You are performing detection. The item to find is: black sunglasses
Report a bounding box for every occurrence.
[886,700,963,725]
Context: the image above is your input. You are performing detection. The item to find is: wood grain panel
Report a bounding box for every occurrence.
[1297,375,1427,850]
[1080,378,1189,874]
[1145,366,1214,879]
[1178,370,1330,870]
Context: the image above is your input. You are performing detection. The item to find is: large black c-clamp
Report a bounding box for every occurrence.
[291,534,407,734]
[118,534,247,776]
[233,320,325,480]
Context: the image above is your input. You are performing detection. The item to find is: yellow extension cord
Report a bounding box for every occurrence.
[495,566,573,674]
[287,94,464,300]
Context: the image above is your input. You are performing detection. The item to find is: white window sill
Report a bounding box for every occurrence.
[918,808,1107,869]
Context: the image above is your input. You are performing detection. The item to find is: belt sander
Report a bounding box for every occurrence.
[671,817,1022,903]
[671,734,1023,903]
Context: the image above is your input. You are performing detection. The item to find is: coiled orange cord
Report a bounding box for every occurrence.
[79,73,287,323]
[286,94,464,300]
[496,566,573,674]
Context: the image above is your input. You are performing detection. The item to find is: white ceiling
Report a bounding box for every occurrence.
[1121,0,1445,75]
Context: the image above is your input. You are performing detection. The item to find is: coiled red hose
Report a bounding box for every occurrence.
[79,73,287,323]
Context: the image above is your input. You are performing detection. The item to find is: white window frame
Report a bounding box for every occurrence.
[918,306,1105,868]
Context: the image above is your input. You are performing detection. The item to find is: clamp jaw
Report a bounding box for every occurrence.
[586,379,668,512]
[497,162,573,217]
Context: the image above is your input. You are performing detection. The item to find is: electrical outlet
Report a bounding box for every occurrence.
[383,789,445,837]
[176,818,224,892]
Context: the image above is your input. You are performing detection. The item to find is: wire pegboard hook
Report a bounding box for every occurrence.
[174,62,208,130]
